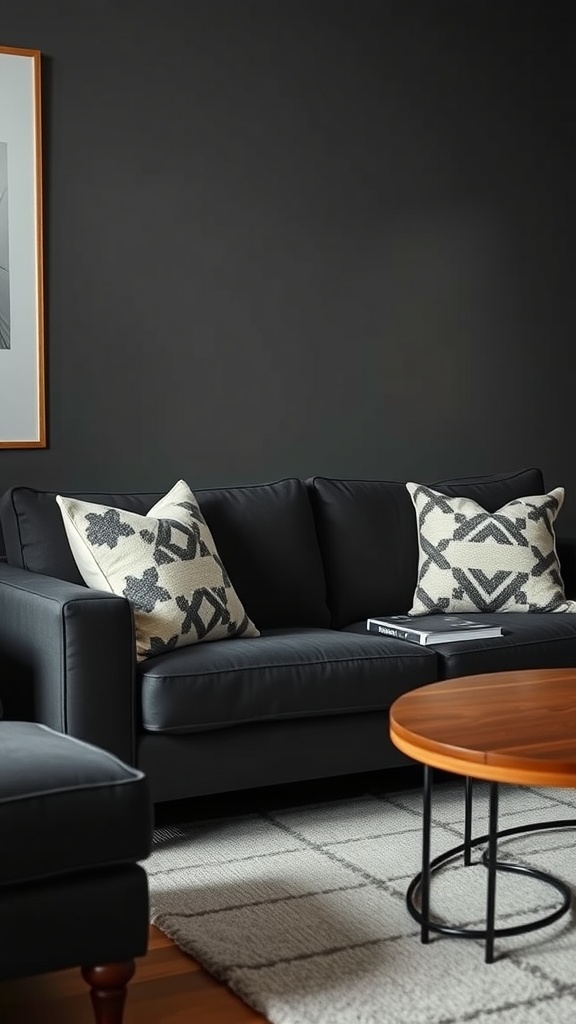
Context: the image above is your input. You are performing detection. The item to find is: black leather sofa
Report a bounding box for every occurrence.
[1,466,576,805]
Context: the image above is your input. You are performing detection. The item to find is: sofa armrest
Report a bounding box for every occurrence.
[557,537,576,600]
[0,563,137,764]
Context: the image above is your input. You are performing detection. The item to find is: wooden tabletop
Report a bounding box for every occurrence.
[389,669,576,787]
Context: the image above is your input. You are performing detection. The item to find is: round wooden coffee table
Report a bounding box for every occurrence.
[389,668,576,962]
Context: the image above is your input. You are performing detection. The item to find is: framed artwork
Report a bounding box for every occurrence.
[0,45,45,448]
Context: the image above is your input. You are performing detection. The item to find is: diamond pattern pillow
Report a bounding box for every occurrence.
[406,482,576,615]
[56,480,259,661]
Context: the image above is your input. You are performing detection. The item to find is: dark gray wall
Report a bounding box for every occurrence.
[2,2,575,523]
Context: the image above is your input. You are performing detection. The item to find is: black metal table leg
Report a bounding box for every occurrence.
[485,782,499,963]
[421,764,432,944]
[464,776,473,867]
[406,779,574,961]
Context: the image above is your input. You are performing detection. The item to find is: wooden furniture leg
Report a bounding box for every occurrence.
[81,961,136,1024]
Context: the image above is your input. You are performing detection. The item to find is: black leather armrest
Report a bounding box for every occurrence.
[0,563,137,764]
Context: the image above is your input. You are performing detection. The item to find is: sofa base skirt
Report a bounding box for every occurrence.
[138,711,410,803]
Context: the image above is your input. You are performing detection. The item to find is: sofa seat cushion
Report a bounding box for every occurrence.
[138,628,439,733]
[424,612,576,679]
[0,723,151,887]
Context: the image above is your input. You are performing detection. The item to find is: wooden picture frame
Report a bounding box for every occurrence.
[0,45,45,448]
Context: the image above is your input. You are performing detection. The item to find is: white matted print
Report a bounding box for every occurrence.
[0,46,45,447]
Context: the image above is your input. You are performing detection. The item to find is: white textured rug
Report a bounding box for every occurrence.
[146,780,576,1024]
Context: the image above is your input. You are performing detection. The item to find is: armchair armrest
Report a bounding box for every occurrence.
[0,563,137,764]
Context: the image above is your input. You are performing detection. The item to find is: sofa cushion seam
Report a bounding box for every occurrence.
[142,651,436,680]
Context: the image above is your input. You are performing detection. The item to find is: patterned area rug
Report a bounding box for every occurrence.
[146,780,576,1024]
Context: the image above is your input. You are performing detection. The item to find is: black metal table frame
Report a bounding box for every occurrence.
[407,766,576,963]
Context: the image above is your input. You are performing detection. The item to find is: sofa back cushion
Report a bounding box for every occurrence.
[307,468,546,628]
[0,478,331,630]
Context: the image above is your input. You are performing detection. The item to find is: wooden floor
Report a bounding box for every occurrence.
[0,925,268,1023]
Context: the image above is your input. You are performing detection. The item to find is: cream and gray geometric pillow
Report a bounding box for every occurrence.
[406,482,576,616]
[56,480,259,661]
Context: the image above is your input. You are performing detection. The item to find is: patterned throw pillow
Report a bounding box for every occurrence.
[406,482,576,615]
[56,480,259,661]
